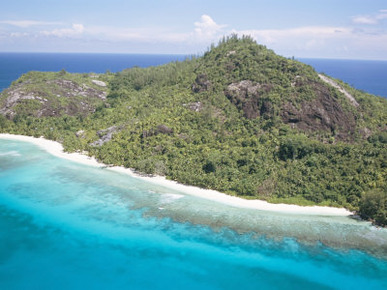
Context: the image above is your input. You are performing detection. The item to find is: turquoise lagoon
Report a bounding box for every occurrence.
[0,138,386,289]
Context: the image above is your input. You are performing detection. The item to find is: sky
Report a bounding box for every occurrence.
[1,0,387,60]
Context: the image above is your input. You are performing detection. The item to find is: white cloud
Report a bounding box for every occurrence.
[83,25,188,44]
[235,26,351,45]
[376,12,387,20]
[232,24,387,59]
[10,32,29,37]
[0,21,85,39]
[41,24,85,38]
[0,20,61,28]
[194,15,226,40]
[1,14,386,59]
[352,16,377,25]
[82,15,225,44]
[0,15,223,49]
[352,10,387,25]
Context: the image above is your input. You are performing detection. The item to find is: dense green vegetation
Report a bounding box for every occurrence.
[1,35,386,225]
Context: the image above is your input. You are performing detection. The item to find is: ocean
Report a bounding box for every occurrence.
[0,53,387,97]
[0,54,387,289]
[299,58,387,98]
[0,137,386,289]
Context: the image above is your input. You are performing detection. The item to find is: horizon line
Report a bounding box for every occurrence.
[0,51,386,61]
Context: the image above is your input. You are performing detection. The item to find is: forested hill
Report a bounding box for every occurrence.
[1,35,386,225]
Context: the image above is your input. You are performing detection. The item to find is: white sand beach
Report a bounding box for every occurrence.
[0,133,353,216]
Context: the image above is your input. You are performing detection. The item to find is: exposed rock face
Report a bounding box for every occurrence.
[226,80,357,140]
[225,80,273,119]
[0,90,47,115]
[47,79,107,100]
[183,101,203,112]
[318,74,359,107]
[76,130,86,138]
[91,80,107,87]
[90,126,119,146]
[192,74,212,93]
[0,78,107,119]
[280,81,356,140]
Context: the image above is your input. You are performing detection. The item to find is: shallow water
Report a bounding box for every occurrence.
[0,139,386,289]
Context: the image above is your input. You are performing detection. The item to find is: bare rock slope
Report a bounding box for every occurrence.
[0,72,107,119]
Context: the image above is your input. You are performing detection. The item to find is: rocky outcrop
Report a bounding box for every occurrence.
[192,74,212,93]
[281,81,356,140]
[226,80,357,140]
[0,89,48,116]
[90,126,120,146]
[91,80,107,87]
[0,77,107,119]
[225,80,273,119]
[318,74,359,107]
[47,79,107,100]
[183,101,203,112]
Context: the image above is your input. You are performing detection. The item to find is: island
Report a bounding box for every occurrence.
[0,35,386,226]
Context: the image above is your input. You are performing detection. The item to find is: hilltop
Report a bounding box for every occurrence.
[0,35,386,225]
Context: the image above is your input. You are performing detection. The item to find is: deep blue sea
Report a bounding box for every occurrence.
[0,54,387,289]
[300,58,387,98]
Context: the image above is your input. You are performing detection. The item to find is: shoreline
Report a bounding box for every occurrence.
[0,133,353,216]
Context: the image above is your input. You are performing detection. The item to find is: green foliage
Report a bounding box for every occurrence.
[278,135,322,161]
[195,34,318,104]
[368,132,387,144]
[109,58,197,93]
[0,114,10,130]
[359,189,387,226]
[1,35,387,225]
